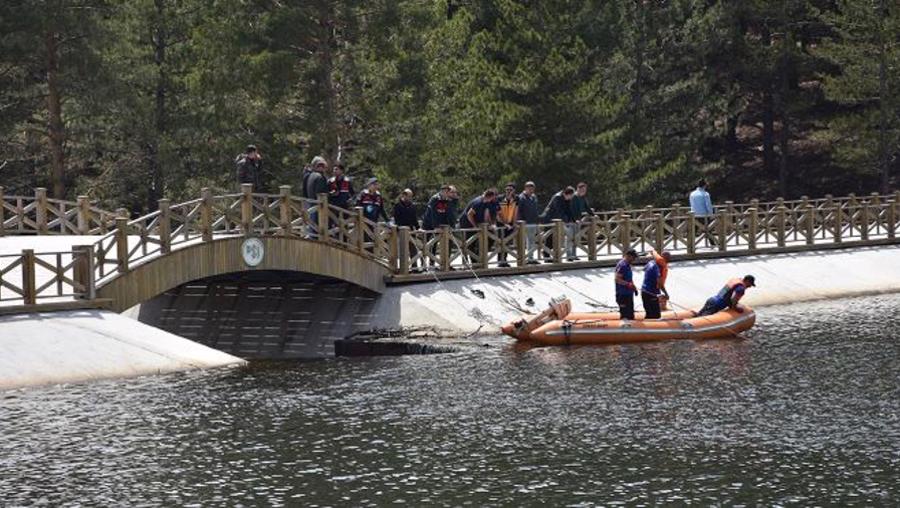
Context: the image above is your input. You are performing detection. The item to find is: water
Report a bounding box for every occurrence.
[2,294,899,506]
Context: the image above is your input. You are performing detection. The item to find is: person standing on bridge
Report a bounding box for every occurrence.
[327,163,355,209]
[517,181,540,264]
[568,182,592,261]
[496,183,519,268]
[696,275,756,316]
[615,249,640,320]
[235,145,263,190]
[305,157,329,238]
[459,188,499,265]
[539,186,575,262]
[640,249,671,319]
[356,178,389,223]
[689,179,716,247]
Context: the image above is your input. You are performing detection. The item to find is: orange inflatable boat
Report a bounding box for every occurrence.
[501,297,755,345]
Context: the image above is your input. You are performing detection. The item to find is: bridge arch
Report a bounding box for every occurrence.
[96,236,389,312]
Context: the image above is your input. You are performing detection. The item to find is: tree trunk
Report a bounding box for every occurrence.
[148,0,167,209]
[44,31,66,199]
[877,0,890,194]
[762,89,775,177]
[319,10,340,164]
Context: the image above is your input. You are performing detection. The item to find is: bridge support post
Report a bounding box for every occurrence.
[552,219,565,263]
[439,226,451,272]
[158,199,171,254]
[72,245,96,300]
[477,223,489,269]
[398,227,410,275]
[747,208,758,252]
[76,196,91,234]
[0,186,5,236]
[805,204,815,245]
[776,205,787,247]
[515,221,527,267]
[653,214,664,254]
[241,183,253,235]
[200,188,213,241]
[317,193,329,243]
[35,188,48,234]
[389,225,399,270]
[587,215,600,261]
[355,207,365,253]
[686,213,696,255]
[279,186,293,237]
[21,249,36,305]
[860,198,870,241]
[717,209,728,252]
[833,201,843,244]
[887,198,896,239]
[115,217,129,273]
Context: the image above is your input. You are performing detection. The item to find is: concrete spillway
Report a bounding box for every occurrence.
[365,245,900,333]
[0,310,244,390]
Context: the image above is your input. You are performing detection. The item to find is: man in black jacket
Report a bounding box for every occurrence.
[539,186,575,262]
[235,145,262,190]
[393,189,420,271]
[517,181,540,264]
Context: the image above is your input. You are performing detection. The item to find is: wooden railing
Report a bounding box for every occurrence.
[1,186,898,310]
[0,187,118,235]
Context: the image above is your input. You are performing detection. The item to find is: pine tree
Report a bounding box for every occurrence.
[819,0,900,193]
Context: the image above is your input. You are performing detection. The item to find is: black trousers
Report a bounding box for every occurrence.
[616,294,635,320]
[641,292,661,319]
[697,297,726,316]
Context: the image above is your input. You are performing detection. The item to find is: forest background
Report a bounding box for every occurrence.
[1,0,897,214]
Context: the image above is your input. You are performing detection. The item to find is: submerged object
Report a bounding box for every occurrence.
[501,298,755,345]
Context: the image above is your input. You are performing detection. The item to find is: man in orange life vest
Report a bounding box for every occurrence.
[640,249,671,319]
[696,275,756,316]
[327,163,355,209]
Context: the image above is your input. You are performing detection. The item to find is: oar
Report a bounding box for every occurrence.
[666,298,751,340]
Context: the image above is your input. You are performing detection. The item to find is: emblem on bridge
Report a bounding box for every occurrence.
[241,237,265,267]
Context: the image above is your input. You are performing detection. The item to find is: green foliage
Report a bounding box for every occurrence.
[0,0,896,212]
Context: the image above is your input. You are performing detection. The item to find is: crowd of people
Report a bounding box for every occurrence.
[236,149,725,264]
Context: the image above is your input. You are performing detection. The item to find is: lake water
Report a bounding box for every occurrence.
[2,294,899,506]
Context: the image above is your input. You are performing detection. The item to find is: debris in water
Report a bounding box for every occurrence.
[525,298,535,307]
[471,289,485,299]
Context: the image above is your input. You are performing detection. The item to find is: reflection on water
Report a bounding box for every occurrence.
[2,294,899,505]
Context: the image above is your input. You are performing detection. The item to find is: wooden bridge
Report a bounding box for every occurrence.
[1,184,898,315]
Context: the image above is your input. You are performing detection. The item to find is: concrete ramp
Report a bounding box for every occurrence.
[0,310,244,390]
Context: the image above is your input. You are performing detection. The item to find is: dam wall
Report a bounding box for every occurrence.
[367,244,900,333]
[132,245,900,356]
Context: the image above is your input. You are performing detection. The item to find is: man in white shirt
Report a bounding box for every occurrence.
[689,179,716,247]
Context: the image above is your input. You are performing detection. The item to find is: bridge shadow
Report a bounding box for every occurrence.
[135,270,380,359]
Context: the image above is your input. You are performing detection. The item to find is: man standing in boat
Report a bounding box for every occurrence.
[696,275,756,316]
[641,250,671,319]
[615,249,639,320]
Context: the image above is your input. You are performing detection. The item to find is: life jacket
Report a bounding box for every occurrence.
[357,190,384,220]
[652,250,668,288]
[716,278,746,306]
[328,176,352,196]
[498,197,518,225]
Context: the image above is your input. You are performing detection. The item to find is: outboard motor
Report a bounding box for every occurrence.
[501,296,572,340]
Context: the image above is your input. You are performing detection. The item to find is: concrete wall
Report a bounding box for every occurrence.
[367,244,900,333]
[0,310,244,390]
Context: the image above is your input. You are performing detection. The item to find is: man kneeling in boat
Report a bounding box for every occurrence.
[641,249,671,319]
[696,275,756,316]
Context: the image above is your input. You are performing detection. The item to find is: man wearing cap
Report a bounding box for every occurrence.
[235,145,263,190]
[496,183,519,267]
[517,181,540,264]
[459,189,499,266]
[356,177,389,223]
[615,249,640,320]
[696,275,756,316]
